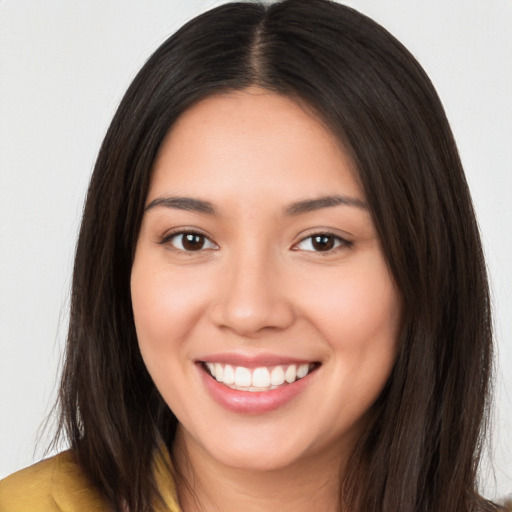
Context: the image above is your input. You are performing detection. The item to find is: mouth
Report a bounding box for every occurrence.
[201,361,320,392]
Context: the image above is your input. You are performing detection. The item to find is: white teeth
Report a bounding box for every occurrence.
[285,364,297,383]
[297,363,309,379]
[252,367,270,388]
[270,366,285,386]
[206,362,314,391]
[223,364,235,385]
[234,366,252,387]
[214,363,224,382]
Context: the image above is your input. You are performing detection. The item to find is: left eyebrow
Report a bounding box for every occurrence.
[144,196,217,215]
[284,195,368,216]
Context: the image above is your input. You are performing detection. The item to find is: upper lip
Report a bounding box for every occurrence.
[197,352,319,368]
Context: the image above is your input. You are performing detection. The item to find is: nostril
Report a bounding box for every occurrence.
[210,297,296,337]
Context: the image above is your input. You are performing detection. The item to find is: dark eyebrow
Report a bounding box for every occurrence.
[144,196,216,215]
[144,194,366,216]
[284,195,367,216]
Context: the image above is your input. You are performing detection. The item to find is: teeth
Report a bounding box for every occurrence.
[285,364,297,383]
[270,366,285,386]
[297,363,309,379]
[205,362,314,391]
[214,363,224,382]
[223,364,235,385]
[234,367,252,387]
[252,367,270,388]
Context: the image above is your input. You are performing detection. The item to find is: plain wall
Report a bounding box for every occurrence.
[1,0,511,502]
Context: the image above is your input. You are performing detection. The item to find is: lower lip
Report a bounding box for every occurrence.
[199,365,315,415]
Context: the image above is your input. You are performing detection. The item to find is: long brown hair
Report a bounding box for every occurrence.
[55,1,498,510]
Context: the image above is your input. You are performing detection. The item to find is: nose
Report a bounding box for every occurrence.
[209,249,295,337]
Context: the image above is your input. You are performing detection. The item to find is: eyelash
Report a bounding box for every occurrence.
[159,229,353,254]
[159,229,218,252]
[293,232,353,253]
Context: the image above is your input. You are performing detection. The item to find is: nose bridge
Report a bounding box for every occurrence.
[212,238,294,336]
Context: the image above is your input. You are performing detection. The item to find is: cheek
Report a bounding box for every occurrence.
[130,255,211,365]
[130,258,214,418]
[131,262,209,341]
[294,252,401,384]
[300,258,399,339]
[305,258,400,426]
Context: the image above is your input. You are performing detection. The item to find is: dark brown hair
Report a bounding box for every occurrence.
[55,1,498,510]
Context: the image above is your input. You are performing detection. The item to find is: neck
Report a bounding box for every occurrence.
[172,428,348,512]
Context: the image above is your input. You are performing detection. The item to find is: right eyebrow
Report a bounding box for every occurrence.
[144,196,217,215]
[283,194,367,216]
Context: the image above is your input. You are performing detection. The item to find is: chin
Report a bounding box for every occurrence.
[189,420,337,474]
[209,443,309,473]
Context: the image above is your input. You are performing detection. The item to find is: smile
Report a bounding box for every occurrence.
[204,362,316,392]
[197,355,321,414]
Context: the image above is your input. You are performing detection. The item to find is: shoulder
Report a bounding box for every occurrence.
[0,451,110,512]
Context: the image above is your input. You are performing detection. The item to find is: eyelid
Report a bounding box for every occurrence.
[157,227,352,253]
[291,229,353,252]
[159,227,219,251]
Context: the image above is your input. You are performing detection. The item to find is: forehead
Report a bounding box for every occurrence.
[148,88,363,205]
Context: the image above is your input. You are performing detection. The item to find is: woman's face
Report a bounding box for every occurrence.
[131,88,401,472]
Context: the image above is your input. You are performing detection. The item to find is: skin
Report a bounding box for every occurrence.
[131,88,401,511]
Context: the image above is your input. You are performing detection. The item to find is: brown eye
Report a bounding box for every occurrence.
[182,233,205,251]
[168,232,217,252]
[311,235,335,251]
[295,233,349,252]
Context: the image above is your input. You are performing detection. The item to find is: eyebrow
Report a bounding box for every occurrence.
[284,195,367,215]
[144,194,367,216]
[145,196,216,214]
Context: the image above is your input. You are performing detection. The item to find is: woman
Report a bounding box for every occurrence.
[0,0,502,511]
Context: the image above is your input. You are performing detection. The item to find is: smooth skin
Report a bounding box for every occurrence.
[131,88,401,512]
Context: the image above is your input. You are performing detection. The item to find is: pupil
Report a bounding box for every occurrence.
[312,235,334,251]
[183,233,204,251]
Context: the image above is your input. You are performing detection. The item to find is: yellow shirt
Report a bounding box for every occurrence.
[0,450,181,511]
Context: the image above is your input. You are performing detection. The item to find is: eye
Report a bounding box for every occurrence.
[294,233,350,252]
[166,231,217,252]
